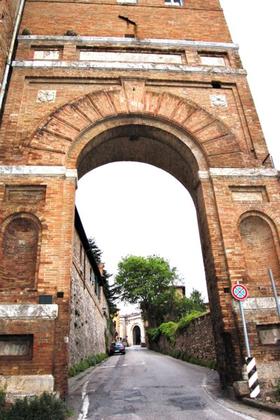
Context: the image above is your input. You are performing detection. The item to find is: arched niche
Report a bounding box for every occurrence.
[239,213,280,296]
[0,214,41,290]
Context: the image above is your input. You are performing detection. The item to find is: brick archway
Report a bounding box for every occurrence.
[17,84,245,395]
[2,82,280,398]
[27,82,243,169]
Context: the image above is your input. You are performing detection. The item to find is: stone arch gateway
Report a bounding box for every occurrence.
[0,0,280,399]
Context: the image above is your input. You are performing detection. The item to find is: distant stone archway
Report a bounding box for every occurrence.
[133,325,141,346]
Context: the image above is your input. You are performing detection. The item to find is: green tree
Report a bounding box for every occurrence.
[88,237,119,317]
[168,289,206,321]
[115,255,179,327]
[88,237,102,263]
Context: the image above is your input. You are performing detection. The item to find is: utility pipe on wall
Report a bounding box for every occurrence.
[0,0,26,114]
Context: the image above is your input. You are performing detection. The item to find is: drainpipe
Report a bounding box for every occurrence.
[0,0,26,115]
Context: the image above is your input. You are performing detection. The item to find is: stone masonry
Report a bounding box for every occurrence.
[0,0,280,397]
[150,312,216,366]
[70,212,108,367]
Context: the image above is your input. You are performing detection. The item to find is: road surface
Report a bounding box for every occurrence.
[68,346,277,420]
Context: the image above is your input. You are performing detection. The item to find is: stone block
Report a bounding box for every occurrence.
[233,381,250,397]
[0,374,54,401]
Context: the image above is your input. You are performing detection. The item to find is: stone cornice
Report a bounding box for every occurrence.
[0,304,58,319]
[18,35,239,50]
[1,166,277,179]
[0,165,77,178]
[12,60,246,75]
[199,168,279,179]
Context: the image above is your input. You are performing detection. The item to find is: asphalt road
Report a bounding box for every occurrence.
[68,346,277,420]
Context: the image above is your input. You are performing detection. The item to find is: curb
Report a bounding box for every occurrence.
[205,370,280,417]
[68,357,109,394]
[241,397,280,415]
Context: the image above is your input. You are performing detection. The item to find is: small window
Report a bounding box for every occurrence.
[79,243,83,264]
[0,335,33,360]
[33,50,60,60]
[117,0,137,3]
[94,274,101,299]
[165,0,183,5]
[258,324,280,345]
[200,54,226,67]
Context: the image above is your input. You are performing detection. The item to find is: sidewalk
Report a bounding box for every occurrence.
[205,369,280,419]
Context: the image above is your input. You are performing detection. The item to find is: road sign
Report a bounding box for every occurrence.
[231,283,248,302]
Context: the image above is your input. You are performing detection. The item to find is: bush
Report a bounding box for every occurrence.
[68,352,107,377]
[0,389,6,412]
[146,327,161,342]
[21,28,31,35]
[177,310,205,332]
[275,379,280,401]
[64,30,78,36]
[159,322,177,343]
[0,392,69,420]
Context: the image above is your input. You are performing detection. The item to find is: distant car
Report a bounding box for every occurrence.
[109,341,126,355]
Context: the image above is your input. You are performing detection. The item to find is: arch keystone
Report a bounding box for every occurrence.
[122,79,146,113]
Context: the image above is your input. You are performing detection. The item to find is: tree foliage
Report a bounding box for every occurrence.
[88,238,102,263]
[168,289,206,321]
[115,255,206,327]
[115,255,178,327]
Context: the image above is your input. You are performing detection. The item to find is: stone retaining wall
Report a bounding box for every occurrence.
[150,313,216,366]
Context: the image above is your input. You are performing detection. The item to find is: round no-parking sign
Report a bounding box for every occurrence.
[231,284,249,301]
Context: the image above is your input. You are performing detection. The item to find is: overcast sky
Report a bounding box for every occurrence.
[76,1,280,307]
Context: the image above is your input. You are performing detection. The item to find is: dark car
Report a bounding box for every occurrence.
[109,341,126,355]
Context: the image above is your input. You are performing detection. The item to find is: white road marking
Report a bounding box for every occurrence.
[202,377,255,420]
[99,365,116,369]
[121,362,146,367]
[78,380,90,420]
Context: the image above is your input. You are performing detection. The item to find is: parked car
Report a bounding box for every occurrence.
[109,341,126,355]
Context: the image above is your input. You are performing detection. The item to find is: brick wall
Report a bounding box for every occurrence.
[0,0,279,397]
[21,0,230,42]
[0,0,20,82]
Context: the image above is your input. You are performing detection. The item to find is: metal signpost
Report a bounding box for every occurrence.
[231,283,260,398]
[268,268,280,318]
[231,284,250,357]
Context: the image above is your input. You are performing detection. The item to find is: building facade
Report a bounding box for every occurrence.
[0,207,109,400]
[70,210,109,368]
[117,310,146,347]
[0,0,279,397]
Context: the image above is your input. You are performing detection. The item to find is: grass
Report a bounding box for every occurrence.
[147,310,205,344]
[68,352,107,377]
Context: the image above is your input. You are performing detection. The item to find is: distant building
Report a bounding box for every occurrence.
[116,310,145,347]
[174,285,186,298]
